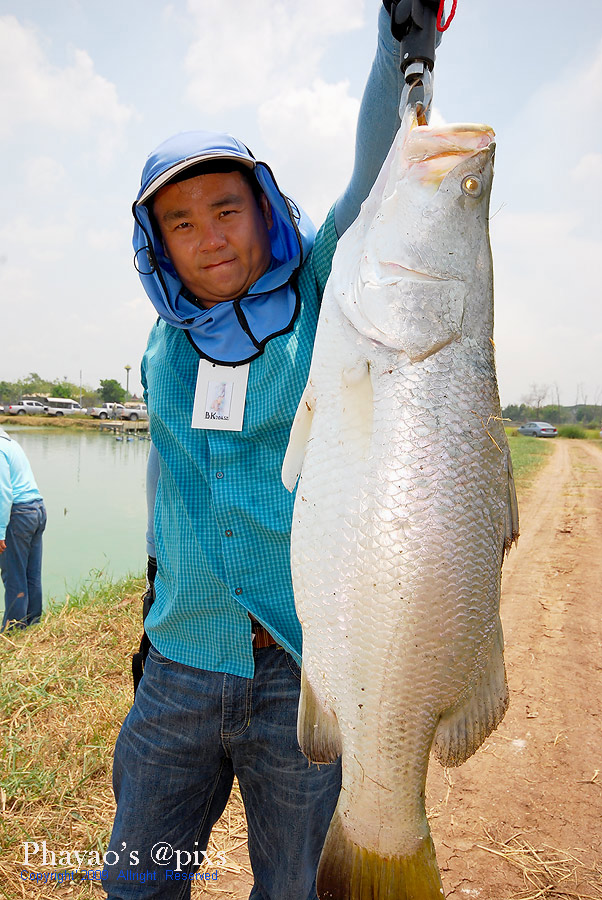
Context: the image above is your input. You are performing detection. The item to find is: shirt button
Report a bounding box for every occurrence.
[225,529,233,537]
[234,587,243,595]
[216,471,224,479]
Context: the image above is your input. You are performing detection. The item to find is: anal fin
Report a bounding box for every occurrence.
[432,621,509,768]
[297,665,341,764]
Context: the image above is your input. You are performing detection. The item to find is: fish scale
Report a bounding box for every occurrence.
[283,112,518,899]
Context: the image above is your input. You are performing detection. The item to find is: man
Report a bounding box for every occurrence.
[0,428,47,630]
[105,6,408,899]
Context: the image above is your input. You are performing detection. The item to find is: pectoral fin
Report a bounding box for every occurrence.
[297,665,342,763]
[504,450,520,554]
[282,383,315,492]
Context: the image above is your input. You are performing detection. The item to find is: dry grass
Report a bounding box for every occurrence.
[0,574,142,898]
[479,833,602,900]
[0,416,100,431]
[0,574,252,899]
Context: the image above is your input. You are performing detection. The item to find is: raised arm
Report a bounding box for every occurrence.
[333,5,404,237]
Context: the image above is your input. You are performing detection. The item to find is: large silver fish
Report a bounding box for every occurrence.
[282,112,519,900]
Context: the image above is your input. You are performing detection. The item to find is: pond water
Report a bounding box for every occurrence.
[0,426,149,610]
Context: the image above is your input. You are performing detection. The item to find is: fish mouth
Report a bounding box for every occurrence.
[406,124,495,163]
[405,125,495,187]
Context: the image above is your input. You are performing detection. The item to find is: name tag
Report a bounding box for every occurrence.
[192,360,249,431]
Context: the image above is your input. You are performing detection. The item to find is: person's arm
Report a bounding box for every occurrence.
[145,441,159,560]
[0,451,13,549]
[333,5,404,237]
[132,438,159,694]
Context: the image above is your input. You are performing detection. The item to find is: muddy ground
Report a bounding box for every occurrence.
[198,438,602,899]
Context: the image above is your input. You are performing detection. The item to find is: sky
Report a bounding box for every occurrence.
[1,0,601,407]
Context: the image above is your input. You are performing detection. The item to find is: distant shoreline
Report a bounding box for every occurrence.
[0,415,147,432]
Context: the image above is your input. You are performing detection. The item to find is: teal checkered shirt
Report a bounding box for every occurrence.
[142,209,338,677]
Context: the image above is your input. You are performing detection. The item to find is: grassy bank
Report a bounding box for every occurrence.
[0,415,105,431]
[0,437,555,898]
[507,432,555,493]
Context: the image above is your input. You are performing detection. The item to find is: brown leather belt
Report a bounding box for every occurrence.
[250,616,277,649]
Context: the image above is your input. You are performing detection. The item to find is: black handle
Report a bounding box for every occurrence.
[385,0,439,74]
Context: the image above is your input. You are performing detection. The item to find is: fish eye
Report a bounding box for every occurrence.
[462,175,482,197]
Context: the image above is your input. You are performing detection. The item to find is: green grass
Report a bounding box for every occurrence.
[507,432,555,492]
[557,424,586,439]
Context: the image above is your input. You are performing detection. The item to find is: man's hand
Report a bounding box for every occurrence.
[143,556,157,622]
[0,539,6,554]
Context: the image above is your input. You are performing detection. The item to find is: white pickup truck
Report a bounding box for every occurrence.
[119,403,148,422]
[7,400,48,415]
[87,403,125,419]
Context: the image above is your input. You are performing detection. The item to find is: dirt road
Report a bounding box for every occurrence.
[201,438,602,899]
[428,437,602,898]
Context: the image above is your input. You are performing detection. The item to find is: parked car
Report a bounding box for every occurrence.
[45,397,84,416]
[87,402,125,419]
[120,403,148,422]
[517,421,558,438]
[7,400,48,416]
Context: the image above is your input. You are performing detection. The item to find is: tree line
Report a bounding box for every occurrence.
[2,373,599,427]
[502,403,601,428]
[0,373,136,407]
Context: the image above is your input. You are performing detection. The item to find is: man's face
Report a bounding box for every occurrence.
[152,170,273,308]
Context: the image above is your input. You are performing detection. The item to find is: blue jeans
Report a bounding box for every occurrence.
[0,499,46,630]
[104,644,341,900]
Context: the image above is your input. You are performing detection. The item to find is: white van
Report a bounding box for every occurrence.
[45,398,83,416]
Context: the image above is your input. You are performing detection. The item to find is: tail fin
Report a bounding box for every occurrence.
[317,815,445,900]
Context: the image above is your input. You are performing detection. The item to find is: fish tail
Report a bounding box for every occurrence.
[317,815,445,900]
[297,665,342,763]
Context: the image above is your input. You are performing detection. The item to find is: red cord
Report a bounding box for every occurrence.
[437,0,458,32]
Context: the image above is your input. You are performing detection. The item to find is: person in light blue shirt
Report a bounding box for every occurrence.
[105,7,414,899]
[0,428,47,630]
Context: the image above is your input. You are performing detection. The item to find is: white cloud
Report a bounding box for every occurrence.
[258,79,360,223]
[491,208,602,404]
[496,39,602,216]
[123,295,158,327]
[487,38,602,403]
[184,0,365,114]
[24,156,66,194]
[0,15,133,160]
[86,220,132,252]
[571,152,602,184]
[0,215,76,263]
